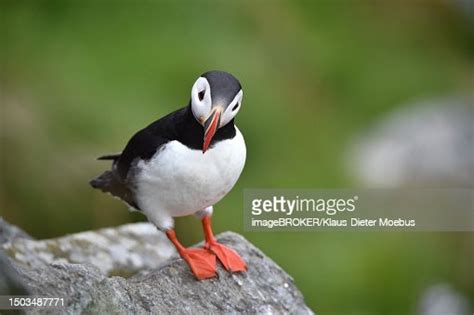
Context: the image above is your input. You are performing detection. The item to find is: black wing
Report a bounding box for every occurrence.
[115,106,190,180]
[90,104,235,207]
[89,108,186,208]
[89,125,169,210]
[114,104,236,179]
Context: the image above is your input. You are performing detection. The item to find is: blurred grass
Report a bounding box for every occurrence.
[1,1,473,314]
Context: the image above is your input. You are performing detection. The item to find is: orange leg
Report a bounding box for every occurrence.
[202,216,247,273]
[166,229,216,280]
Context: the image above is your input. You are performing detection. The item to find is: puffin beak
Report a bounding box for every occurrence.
[203,108,222,153]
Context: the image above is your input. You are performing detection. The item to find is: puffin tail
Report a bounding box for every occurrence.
[89,170,117,191]
[89,170,140,210]
[97,153,121,161]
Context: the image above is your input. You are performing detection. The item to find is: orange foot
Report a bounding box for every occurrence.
[166,230,217,280]
[179,247,217,280]
[202,216,247,273]
[205,241,246,272]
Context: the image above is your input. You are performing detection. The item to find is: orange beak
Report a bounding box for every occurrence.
[203,109,221,153]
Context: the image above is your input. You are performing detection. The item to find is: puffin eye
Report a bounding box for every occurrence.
[198,89,205,101]
[232,102,239,111]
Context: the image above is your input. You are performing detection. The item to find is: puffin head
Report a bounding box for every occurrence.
[190,70,243,153]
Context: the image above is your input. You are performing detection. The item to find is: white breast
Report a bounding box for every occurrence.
[134,127,246,224]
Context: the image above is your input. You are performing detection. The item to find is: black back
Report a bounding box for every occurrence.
[116,104,236,180]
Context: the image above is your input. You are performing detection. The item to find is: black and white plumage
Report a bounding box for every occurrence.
[90,71,246,231]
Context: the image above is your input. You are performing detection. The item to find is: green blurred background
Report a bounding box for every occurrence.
[1,1,473,314]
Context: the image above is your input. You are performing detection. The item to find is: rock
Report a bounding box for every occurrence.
[1,221,313,314]
[453,0,474,21]
[347,97,473,187]
[417,283,471,315]
[0,217,33,245]
[0,250,30,295]
[3,222,176,277]
[0,219,31,295]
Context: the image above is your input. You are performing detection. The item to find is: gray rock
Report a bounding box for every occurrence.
[0,249,30,295]
[0,217,33,245]
[0,219,31,295]
[2,222,313,314]
[3,222,175,277]
[417,283,471,315]
[347,97,473,187]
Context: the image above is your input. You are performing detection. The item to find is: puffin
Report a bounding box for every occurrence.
[90,70,246,280]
